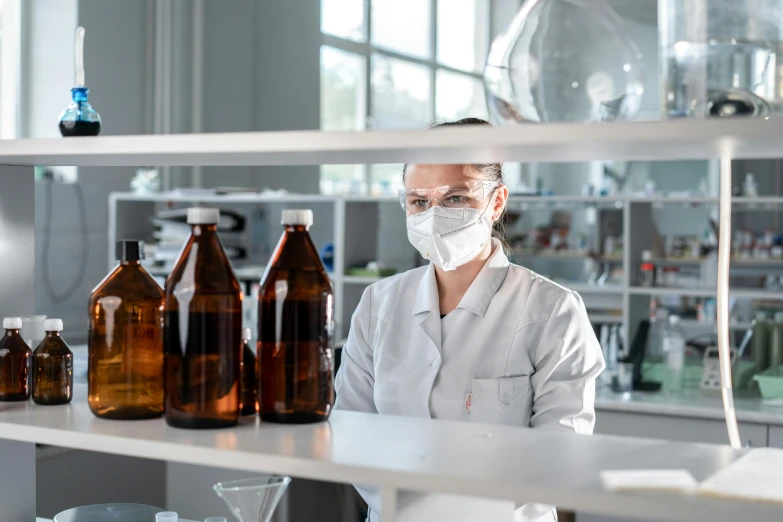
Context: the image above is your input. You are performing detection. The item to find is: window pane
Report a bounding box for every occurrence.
[320,46,365,131]
[371,54,432,129]
[320,164,366,195]
[321,0,365,42]
[435,70,487,121]
[370,164,404,196]
[372,0,431,59]
[437,0,489,72]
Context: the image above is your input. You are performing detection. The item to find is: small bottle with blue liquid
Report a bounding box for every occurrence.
[58,27,101,137]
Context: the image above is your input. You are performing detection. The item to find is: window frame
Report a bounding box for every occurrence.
[320,0,490,195]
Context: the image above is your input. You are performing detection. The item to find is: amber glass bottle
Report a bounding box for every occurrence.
[258,209,334,424]
[88,240,164,419]
[32,319,73,405]
[240,327,257,416]
[164,208,242,429]
[0,317,32,401]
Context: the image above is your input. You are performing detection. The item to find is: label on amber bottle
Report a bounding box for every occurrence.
[121,324,163,378]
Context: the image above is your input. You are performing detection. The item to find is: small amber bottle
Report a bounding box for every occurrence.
[258,210,334,424]
[33,319,73,405]
[88,240,165,419]
[0,317,32,401]
[240,327,257,416]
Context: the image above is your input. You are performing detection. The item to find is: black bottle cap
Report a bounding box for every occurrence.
[116,240,145,261]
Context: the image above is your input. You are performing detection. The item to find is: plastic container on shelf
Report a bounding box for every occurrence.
[639,250,656,287]
[645,308,669,364]
[662,315,686,393]
[753,365,783,399]
[769,311,783,368]
[752,312,771,373]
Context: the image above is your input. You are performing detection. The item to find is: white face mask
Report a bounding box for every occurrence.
[406,206,494,271]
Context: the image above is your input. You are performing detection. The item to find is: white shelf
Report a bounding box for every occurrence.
[112,192,338,203]
[629,286,783,300]
[9,118,783,166]
[1,386,780,522]
[564,283,625,294]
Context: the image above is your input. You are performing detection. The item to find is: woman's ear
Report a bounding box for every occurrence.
[493,185,509,221]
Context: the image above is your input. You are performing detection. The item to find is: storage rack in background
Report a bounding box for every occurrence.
[110,191,783,346]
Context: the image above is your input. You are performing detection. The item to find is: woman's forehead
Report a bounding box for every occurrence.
[405,164,481,188]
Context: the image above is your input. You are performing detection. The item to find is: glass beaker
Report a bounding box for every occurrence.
[213,476,291,522]
[660,0,783,118]
[484,0,644,123]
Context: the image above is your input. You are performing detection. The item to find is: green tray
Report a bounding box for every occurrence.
[642,360,756,390]
[753,365,783,399]
[346,267,397,278]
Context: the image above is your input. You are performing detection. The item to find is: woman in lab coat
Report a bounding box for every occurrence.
[335,118,606,522]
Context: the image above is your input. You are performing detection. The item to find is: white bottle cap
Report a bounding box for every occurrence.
[3,317,22,329]
[155,513,178,522]
[44,318,63,332]
[281,209,313,226]
[641,250,652,262]
[187,207,220,225]
[242,327,252,341]
[669,315,680,325]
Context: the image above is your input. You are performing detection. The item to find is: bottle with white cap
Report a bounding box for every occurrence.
[164,207,242,429]
[0,317,32,401]
[258,209,334,423]
[240,327,257,415]
[32,319,73,405]
[88,240,165,420]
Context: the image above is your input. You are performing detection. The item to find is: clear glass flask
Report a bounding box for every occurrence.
[484,0,644,123]
[660,0,783,118]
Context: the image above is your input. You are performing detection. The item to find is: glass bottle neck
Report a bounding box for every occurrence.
[284,225,310,233]
[47,331,61,337]
[4,329,19,336]
[120,260,142,267]
[192,224,218,234]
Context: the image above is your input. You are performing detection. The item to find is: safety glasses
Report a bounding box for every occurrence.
[398,180,500,215]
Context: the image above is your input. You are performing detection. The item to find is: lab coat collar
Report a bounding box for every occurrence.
[457,239,510,317]
[412,239,510,317]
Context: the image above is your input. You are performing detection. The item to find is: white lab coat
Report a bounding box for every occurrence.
[335,240,606,522]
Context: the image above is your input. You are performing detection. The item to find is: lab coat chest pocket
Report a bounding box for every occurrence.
[470,376,533,427]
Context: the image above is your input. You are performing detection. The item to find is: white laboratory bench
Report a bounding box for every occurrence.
[1,383,782,522]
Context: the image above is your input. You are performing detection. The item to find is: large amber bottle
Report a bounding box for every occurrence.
[240,327,258,416]
[0,317,32,401]
[88,240,164,419]
[32,319,73,405]
[258,209,334,423]
[164,208,242,429]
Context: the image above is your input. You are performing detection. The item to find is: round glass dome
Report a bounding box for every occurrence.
[484,0,644,124]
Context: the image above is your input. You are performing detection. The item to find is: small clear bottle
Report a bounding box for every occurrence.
[32,319,74,405]
[662,315,686,393]
[646,308,669,364]
[240,327,258,416]
[0,317,32,401]
[752,312,770,373]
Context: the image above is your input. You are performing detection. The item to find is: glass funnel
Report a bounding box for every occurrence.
[660,0,783,119]
[484,0,644,123]
[213,476,291,522]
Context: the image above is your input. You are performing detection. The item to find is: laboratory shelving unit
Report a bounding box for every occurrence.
[111,190,783,344]
[3,119,783,521]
